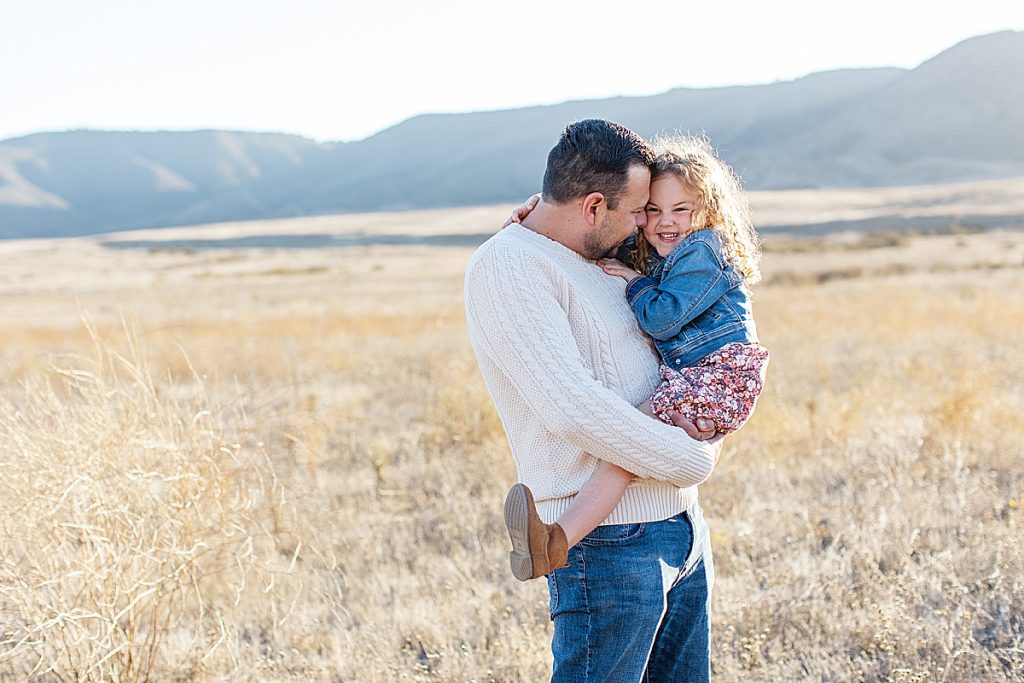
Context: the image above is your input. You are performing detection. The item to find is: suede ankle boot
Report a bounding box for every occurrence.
[503,483,569,581]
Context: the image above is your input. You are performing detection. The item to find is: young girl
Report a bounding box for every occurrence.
[504,135,769,581]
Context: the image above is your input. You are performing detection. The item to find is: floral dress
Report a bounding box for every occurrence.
[649,341,769,433]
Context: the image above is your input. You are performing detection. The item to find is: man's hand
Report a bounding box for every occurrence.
[639,400,722,442]
[667,413,723,443]
[500,193,541,229]
[597,257,641,281]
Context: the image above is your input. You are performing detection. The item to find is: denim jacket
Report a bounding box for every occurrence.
[623,229,758,369]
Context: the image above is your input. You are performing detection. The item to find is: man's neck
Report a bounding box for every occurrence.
[520,201,588,257]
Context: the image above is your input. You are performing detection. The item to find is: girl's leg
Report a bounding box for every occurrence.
[556,460,633,547]
[504,461,634,581]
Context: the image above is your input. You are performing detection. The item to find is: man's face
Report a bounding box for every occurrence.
[582,164,651,260]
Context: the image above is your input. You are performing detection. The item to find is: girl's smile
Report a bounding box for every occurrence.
[643,175,700,258]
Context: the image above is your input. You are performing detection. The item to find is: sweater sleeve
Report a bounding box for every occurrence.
[464,247,719,488]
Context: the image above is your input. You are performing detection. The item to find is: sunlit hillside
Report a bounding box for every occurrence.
[3,30,1024,238]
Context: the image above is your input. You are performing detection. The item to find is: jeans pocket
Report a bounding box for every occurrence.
[547,572,559,620]
[681,512,695,568]
[580,522,646,547]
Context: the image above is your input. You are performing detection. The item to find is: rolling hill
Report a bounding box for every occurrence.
[1,30,1022,238]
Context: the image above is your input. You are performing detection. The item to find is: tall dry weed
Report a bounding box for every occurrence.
[0,319,334,681]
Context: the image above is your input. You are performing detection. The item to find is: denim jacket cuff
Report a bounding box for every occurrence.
[625,275,658,303]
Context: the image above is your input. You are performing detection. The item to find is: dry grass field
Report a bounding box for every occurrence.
[1,184,1023,681]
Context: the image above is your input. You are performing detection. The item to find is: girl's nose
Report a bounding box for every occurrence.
[659,212,674,226]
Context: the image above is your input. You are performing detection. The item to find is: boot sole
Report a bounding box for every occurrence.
[504,483,534,581]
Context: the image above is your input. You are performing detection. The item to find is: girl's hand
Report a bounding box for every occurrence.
[597,257,640,281]
[499,193,541,229]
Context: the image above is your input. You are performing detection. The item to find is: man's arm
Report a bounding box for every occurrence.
[464,247,719,487]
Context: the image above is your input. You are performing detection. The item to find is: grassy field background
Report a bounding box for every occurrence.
[1,183,1022,681]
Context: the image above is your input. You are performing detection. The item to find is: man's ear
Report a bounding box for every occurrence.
[581,192,605,227]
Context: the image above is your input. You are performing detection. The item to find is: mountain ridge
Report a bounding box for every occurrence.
[2,30,1022,238]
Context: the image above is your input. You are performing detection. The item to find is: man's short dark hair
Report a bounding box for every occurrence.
[542,119,655,209]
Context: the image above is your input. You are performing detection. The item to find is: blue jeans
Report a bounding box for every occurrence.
[546,502,714,683]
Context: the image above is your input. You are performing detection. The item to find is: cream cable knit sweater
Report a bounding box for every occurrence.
[464,224,720,525]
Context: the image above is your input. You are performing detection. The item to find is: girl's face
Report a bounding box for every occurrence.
[643,175,700,257]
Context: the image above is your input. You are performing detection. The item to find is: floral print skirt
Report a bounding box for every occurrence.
[650,342,769,434]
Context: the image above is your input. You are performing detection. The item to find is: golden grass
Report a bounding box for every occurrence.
[0,224,1022,681]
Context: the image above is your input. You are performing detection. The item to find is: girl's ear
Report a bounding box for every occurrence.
[693,197,712,230]
[688,204,703,230]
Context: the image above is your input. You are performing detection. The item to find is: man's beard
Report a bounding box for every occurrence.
[581,216,625,261]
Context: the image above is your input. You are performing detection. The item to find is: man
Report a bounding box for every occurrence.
[463,119,721,682]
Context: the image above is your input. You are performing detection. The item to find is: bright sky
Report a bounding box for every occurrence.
[2,0,1022,143]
